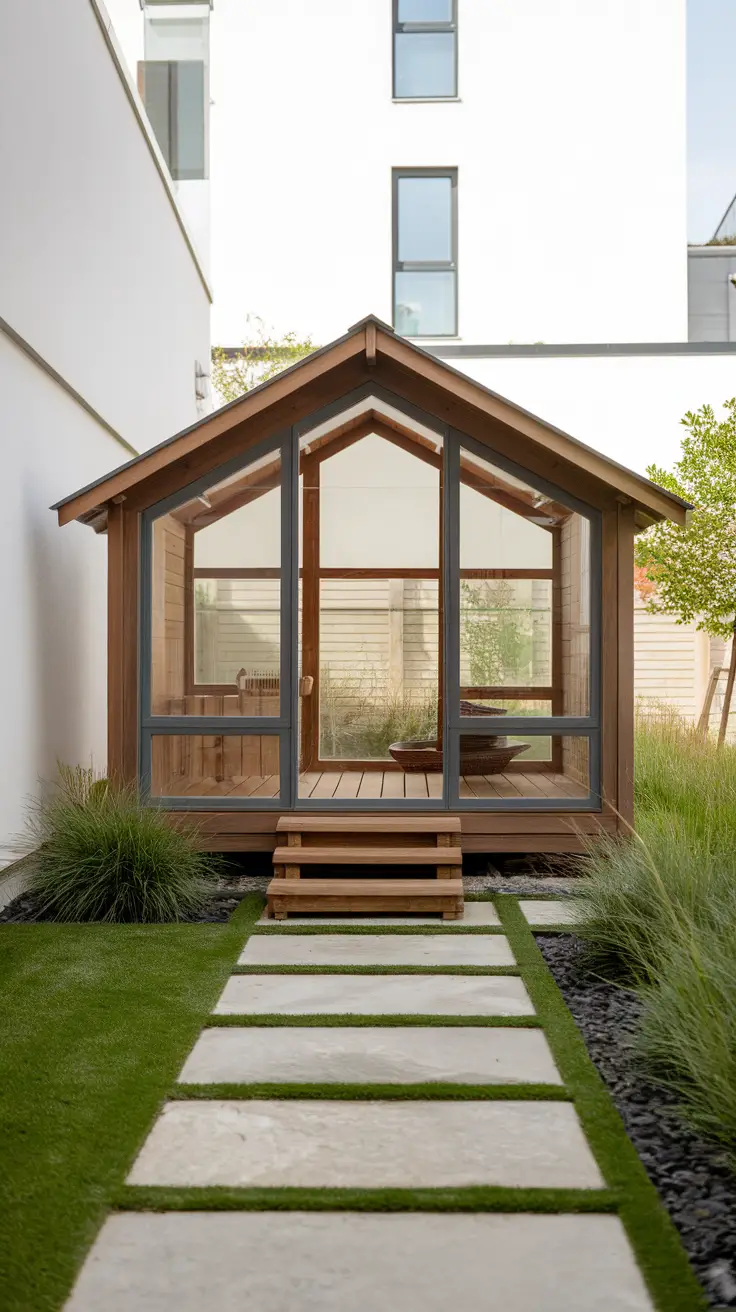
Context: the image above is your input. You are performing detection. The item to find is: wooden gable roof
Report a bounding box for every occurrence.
[53,315,690,531]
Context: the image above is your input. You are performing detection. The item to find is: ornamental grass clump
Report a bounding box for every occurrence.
[25,765,218,923]
[571,711,736,1156]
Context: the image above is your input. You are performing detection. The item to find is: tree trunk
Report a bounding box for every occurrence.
[717,618,736,746]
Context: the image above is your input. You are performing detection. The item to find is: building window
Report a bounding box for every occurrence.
[393,0,457,100]
[393,169,458,337]
[138,60,207,180]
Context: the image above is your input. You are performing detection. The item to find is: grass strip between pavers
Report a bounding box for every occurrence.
[232,963,521,975]
[0,892,265,1312]
[205,1012,543,1027]
[114,1183,618,1214]
[171,1081,572,1101]
[495,895,707,1312]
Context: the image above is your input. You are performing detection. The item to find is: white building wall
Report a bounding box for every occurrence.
[204,0,686,347]
[439,352,736,479]
[0,0,211,452]
[0,335,122,865]
[0,0,211,865]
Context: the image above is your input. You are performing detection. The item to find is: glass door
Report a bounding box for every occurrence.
[296,416,446,807]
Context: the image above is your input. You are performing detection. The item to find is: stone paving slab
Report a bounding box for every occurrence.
[239,933,515,968]
[65,1212,654,1311]
[257,901,501,928]
[127,1099,603,1189]
[519,900,580,926]
[213,972,534,1016]
[178,1025,563,1086]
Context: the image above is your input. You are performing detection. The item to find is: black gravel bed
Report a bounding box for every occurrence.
[0,886,255,925]
[538,933,736,1310]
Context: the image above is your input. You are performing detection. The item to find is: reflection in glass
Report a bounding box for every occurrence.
[395,32,455,98]
[395,270,456,336]
[397,175,453,261]
[398,0,453,20]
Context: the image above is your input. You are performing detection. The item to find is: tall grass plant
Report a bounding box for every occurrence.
[22,765,219,923]
[573,709,736,1157]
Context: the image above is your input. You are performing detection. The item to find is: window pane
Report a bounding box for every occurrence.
[139,62,172,169]
[150,735,280,799]
[398,0,453,21]
[319,432,441,568]
[460,580,552,694]
[172,61,205,180]
[397,175,453,262]
[458,446,592,718]
[457,734,591,802]
[395,32,455,98]
[318,578,439,761]
[395,270,456,335]
[150,448,282,715]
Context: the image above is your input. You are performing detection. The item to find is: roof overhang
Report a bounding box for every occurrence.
[53,315,691,532]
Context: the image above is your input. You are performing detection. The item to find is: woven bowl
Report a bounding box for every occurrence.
[388,739,530,775]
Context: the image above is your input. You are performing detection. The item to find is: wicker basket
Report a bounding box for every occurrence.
[459,700,506,717]
[388,739,529,775]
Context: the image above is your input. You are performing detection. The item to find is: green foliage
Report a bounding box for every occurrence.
[319,672,438,759]
[459,580,531,684]
[572,714,736,1157]
[636,399,736,639]
[211,315,318,404]
[24,765,219,923]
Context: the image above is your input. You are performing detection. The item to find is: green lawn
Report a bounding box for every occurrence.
[0,895,262,1312]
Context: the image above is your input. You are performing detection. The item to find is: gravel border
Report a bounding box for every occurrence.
[537,933,736,1310]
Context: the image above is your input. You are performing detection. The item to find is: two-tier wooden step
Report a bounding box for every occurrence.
[267,814,463,920]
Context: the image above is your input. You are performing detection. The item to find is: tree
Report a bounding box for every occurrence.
[636,399,736,743]
[211,315,317,405]
[460,580,529,686]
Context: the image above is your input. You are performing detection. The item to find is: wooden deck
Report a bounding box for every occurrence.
[161,769,584,801]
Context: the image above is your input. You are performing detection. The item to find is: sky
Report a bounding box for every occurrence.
[688,0,736,241]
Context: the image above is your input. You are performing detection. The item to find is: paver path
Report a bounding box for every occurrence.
[65,897,662,1310]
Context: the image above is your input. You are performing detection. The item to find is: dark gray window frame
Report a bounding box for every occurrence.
[139,429,294,811]
[392,167,458,338]
[392,0,458,100]
[137,385,602,813]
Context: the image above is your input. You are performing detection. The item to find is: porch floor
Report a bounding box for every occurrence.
[161,769,581,801]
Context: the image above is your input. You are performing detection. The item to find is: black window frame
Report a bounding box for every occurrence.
[392,167,458,338]
[392,0,458,101]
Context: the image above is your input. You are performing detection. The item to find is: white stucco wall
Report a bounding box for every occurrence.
[0,0,211,452]
[204,0,686,347]
[0,335,127,866]
[0,0,212,864]
[441,352,736,479]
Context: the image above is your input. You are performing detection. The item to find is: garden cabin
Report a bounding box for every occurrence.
[55,318,688,909]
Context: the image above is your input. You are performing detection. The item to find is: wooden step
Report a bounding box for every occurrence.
[267,877,464,920]
[272,846,462,866]
[276,815,461,834]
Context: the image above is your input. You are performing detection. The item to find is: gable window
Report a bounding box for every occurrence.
[393,0,457,100]
[393,168,458,337]
[138,60,207,180]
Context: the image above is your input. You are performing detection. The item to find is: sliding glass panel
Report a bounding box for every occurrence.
[150,734,280,800]
[456,733,591,803]
[458,446,591,718]
[149,448,282,715]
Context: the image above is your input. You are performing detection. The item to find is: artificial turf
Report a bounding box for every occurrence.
[0,893,263,1312]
